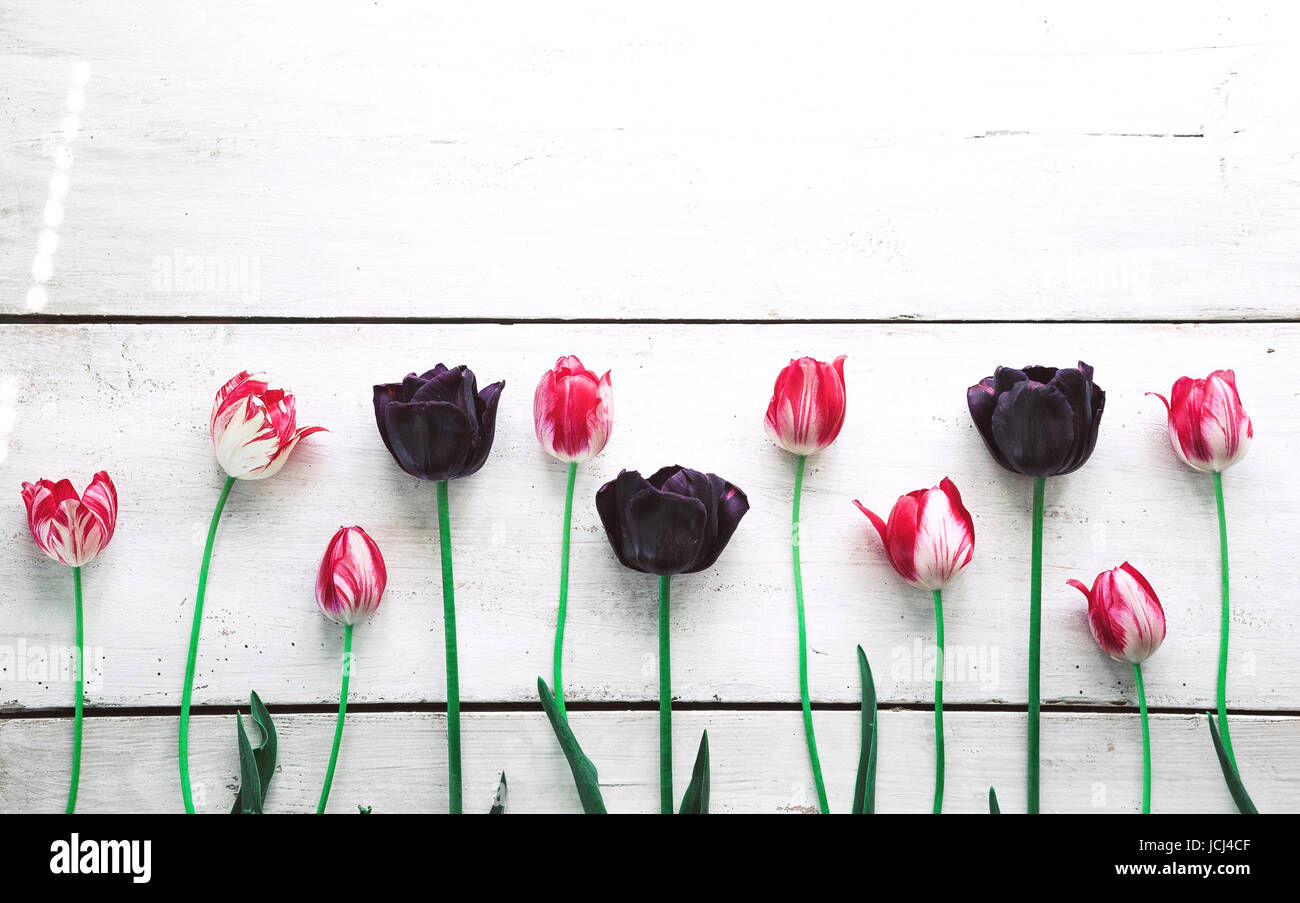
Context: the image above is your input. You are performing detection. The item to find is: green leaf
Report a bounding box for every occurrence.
[230,690,277,814]
[489,772,508,815]
[358,805,373,815]
[851,645,878,814]
[234,712,262,814]
[678,731,710,814]
[988,787,1001,815]
[1207,713,1258,814]
[538,677,607,814]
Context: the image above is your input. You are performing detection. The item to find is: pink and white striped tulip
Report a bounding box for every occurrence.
[315,526,388,626]
[1149,370,1252,473]
[853,478,974,591]
[210,371,325,480]
[764,355,847,457]
[1069,563,1166,664]
[20,471,118,567]
[533,355,613,463]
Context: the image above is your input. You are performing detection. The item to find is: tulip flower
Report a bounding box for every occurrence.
[315,526,387,813]
[763,355,847,814]
[532,356,612,727]
[180,371,323,814]
[1148,370,1255,811]
[855,478,974,814]
[373,363,505,815]
[967,360,1105,814]
[20,471,118,813]
[596,466,749,813]
[1069,563,1166,813]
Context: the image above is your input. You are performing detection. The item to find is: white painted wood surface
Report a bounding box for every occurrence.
[2,2,1298,319]
[2,710,1296,814]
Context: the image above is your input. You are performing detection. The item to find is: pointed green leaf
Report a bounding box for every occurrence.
[1207,713,1258,814]
[358,805,373,815]
[988,787,1001,814]
[235,712,262,814]
[852,645,878,814]
[489,772,508,815]
[678,731,710,814]
[538,677,607,814]
[231,691,277,814]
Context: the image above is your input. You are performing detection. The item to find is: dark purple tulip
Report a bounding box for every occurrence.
[596,466,749,576]
[967,361,1105,477]
[373,364,505,481]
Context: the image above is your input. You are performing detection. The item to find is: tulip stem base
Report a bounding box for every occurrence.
[436,480,463,815]
[1212,471,1237,769]
[553,461,578,722]
[658,575,673,815]
[932,588,945,815]
[1134,662,1151,814]
[180,474,236,814]
[317,623,353,814]
[67,566,84,815]
[1028,475,1045,815]
[792,454,830,815]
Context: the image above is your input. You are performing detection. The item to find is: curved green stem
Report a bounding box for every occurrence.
[553,461,578,722]
[658,575,672,815]
[1133,662,1151,814]
[1028,475,1045,814]
[792,455,830,814]
[180,475,235,814]
[317,623,353,814]
[436,480,462,815]
[1212,471,1237,768]
[67,566,84,814]
[932,588,945,815]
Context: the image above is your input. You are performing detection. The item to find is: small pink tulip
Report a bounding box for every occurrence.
[853,478,974,591]
[210,371,325,480]
[20,471,118,567]
[764,356,847,456]
[1069,563,1166,664]
[533,355,613,463]
[315,526,387,626]
[1148,370,1252,473]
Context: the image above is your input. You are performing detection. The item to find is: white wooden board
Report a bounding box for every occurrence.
[1,323,1295,711]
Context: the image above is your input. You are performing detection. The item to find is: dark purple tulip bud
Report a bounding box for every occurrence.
[373,364,505,481]
[596,466,749,576]
[967,361,1105,477]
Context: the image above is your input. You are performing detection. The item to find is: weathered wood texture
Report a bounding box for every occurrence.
[2,2,1298,319]
[2,709,1295,814]
[1,323,1295,712]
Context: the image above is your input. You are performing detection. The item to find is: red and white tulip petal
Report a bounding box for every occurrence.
[764,355,847,457]
[316,526,388,626]
[20,472,119,567]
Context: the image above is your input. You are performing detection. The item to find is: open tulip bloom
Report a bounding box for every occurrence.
[967,361,1104,813]
[1070,563,1166,813]
[596,466,749,813]
[533,355,612,725]
[179,372,324,813]
[1149,370,1256,811]
[374,363,504,814]
[763,354,846,814]
[855,478,974,814]
[20,471,118,813]
[315,526,387,813]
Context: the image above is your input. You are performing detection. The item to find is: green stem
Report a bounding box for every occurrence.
[317,623,353,814]
[1133,662,1151,814]
[792,454,830,815]
[1028,475,1045,815]
[67,566,84,814]
[658,575,672,815]
[436,480,462,815]
[553,461,578,722]
[1212,471,1237,768]
[179,474,235,814]
[932,588,945,815]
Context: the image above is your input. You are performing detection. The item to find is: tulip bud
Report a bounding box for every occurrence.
[1148,370,1252,473]
[211,371,325,480]
[20,471,118,567]
[315,526,388,626]
[1068,563,1166,664]
[853,478,974,590]
[533,355,613,463]
[764,355,847,457]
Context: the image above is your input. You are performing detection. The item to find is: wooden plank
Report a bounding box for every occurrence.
[2,2,1297,319]
[1,709,1295,813]
[1,322,1295,710]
